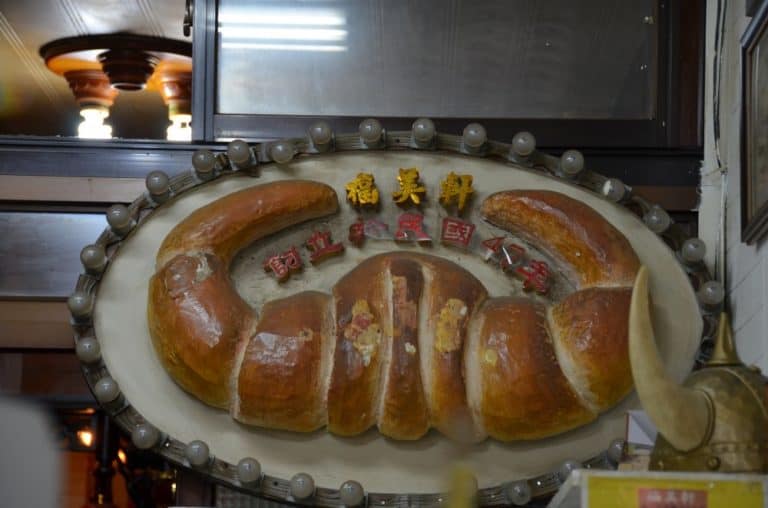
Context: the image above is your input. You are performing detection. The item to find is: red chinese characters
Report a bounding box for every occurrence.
[349,218,395,247]
[306,230,345,263]
[348,219,366,247]
[481,236,505,260]
[363,218,391,240]
[394,213,431,242]
[440,217,475,248]
[501,244,526,271]
[481,236,551,294]
[514,259,550,294]
[263,246,302,281]
[481,237,525,269]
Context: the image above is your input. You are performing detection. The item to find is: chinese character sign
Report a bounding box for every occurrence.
[638,488,707,508]
[348,219,366,247]
[515,260,550,294]
[481,237,525,269]
[500,244,526,271]
[440,217,475,248]
[481,236,505,260]
[392,167,426,205]
[394,213,431,242]
[306,230,345,263]
[264,246,303,281]
[481,237,551,294]
[345,172,380,207]
[363,218,392,240]
[439,172,474,213]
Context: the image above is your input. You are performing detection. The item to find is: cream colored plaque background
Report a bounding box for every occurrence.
[94,152,701,493]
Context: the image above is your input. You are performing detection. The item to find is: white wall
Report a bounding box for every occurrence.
[700,0,768,371]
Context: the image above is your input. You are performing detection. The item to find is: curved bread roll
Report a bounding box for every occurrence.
[148,181,639,441]
[148,181,339,408]
[481,190,639,288]
[472,298,595,440]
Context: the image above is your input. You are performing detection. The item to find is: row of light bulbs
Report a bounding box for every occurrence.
[80,117,718,310]
[190,118,582,174]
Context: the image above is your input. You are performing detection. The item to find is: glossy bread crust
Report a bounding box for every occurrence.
[476,298,595,440]
[156,180,339,267]
[327,256,388,436]
[148,182,640,442]
[420,255,488,440]
[234,291,332,432]
[148,252,254,408]
[378,257,430,440]
[481,190,640,288]
[550,287,634,411]
[149,180,338,410]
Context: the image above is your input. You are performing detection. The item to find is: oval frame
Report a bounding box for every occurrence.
[70,123,717,506]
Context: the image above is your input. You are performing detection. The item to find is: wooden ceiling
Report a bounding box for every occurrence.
[0,0,188,139]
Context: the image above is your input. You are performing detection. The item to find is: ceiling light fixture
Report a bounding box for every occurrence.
[39,34,192,141]
[62,69,117,139]
[78,106,112,139]
[147,61,192,142]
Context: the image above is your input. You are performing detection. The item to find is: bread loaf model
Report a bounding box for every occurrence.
[148,180,640,442]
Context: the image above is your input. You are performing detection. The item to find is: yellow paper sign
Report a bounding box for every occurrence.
[587,475,764,508]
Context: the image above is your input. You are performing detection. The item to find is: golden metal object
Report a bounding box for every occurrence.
[345,172,380,207]
[393,168,426,205]
[629,266,768,472]
[439,172,474,213]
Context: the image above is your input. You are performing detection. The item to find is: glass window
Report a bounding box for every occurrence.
[217,0,656,120]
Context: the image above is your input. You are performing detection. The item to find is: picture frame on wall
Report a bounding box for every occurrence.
[742,0,768,244]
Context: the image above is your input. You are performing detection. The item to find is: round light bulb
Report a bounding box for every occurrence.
[698,280,724,307]
[270,142,294,164]
[68,291,93,320]
[681,238,706,264]
[78,106,112,139]
[607,438,625,465]
[167,113,191,142]
[132,423,160,450]
[185,440,210,467]
[192,149,216,179]
[359,118,383,145]
[75,337,101,364]
[511,131,536,157]
[145,170,170,197]
[602,178,627,202]
[412,118,435,144]
[94,377,120,403]
[308,121,333,147]
[106,204,133,236]
[290,473,315,500]
[227,139,252,166]
[462,123,487,149]
[237,458,262,484]
[560,150,584,176]
[557,460,581,482]
[339,480,365,506]
[643,206,671,233]
[80,244,106,275]
[505,480,532,506]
